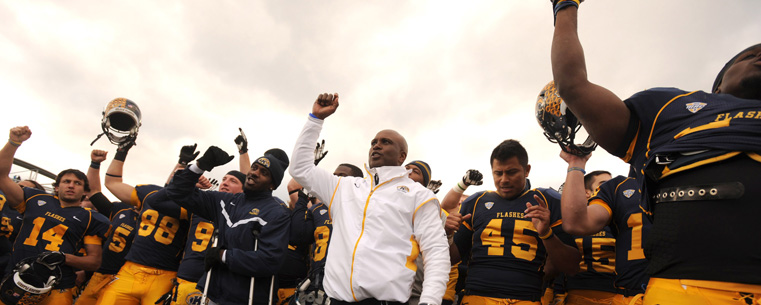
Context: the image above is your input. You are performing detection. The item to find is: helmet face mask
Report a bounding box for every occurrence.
[101,98,142,145]
[535,81,597,156]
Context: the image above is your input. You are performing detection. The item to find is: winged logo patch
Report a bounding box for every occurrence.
[685,102,707,113]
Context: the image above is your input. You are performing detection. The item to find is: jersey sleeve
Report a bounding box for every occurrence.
[615,88,686,162]
[132,184,162,210]
[84,210,112,246]
[588,176,627,218]
[17,187,48,214]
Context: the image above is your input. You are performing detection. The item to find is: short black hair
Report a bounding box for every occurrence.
[584,170,611,191]
[338,163,364,178]
[53,169,90,194]
[490,140,529,168]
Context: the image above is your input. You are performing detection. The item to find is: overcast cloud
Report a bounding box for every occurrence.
[2,0,760,200]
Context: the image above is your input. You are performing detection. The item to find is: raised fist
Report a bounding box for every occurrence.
[9,126,31,143]
[91,150,108,163]
[311,93,339,120]
[462,169,483,186]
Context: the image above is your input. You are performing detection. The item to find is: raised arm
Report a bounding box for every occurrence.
[289,93,341,203]
[104,140,137,204]
[551,3,630,152]
[88,149,108,195]
[0,127,32,208]
[165,146,234,221]
[559,151,610,235]
[235,128,252,172]
[168,143,200,185]
[441,169,483,213]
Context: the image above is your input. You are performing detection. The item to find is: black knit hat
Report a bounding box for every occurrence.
[225,170,246,185]
[255,148,289,189]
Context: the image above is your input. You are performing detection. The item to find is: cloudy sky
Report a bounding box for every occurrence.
[2,1,760,200]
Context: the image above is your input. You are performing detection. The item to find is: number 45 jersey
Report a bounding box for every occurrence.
[453,184,571,300]
[9,187,111,289]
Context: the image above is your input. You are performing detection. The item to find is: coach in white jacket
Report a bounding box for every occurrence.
[290,93,450,305]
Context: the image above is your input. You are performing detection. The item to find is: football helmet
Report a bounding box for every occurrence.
[535,81,597,156]
[92,98,142,145]
[0,251,65,305]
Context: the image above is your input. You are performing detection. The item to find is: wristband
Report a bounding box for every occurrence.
[114,150,128,162]
[567,167,586,174]
[539,230,554,240]
[452,181,468,194]
[553,0,580,24]
[309,113,319,119]
[90,161,101,170]
[8,139,21,147]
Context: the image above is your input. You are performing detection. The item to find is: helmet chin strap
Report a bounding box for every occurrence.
[90,131,106,146]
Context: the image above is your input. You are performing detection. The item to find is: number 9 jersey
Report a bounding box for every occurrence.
[453,185,571,301]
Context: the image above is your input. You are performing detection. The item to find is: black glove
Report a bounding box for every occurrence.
[235,128,248,154]
[314,140,328,165]
[178,143,200,166]
[36,251,66,269]
[114,135,137,162]
[204,247,224,271]
[462,169,484,186]
[195,146,235,172]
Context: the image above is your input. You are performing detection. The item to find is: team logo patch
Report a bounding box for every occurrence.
[256,157,271,168]
[186,291,203,305]
[685,102,707,113]
[249,208,260,215]
[397,186,409,193]
[37,200,46,206]
[320,209,327,215]
[484,202,494,210]
[623,189,635,198]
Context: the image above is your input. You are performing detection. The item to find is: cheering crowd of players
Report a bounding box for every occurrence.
[1,1,760,304]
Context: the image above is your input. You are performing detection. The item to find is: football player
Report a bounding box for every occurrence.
[551,1,761,302]
[0,126,110,305]
[448,140,581,304]
[75,149,139,305]
[95,140,200,305]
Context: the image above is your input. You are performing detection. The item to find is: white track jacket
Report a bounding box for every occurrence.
[290,116,450,304]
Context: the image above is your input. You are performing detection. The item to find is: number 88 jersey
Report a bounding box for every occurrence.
[124,185,190,271]
[453,187,569,300]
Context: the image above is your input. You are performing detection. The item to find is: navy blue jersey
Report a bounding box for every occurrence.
[453,182,571,300]
[278,198,310,288]
[176,214,214,282]
[612,88,761,284]
[9,187,111,288]
[615,88,761,177]
[588,176,650,293]
[308,202,332,273]
[124,184,189,271]
[97,201,138,275]
[0,191,22,275]
[564,227,616,293]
